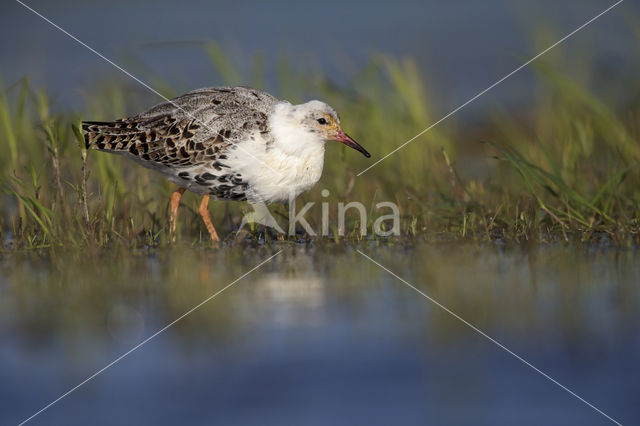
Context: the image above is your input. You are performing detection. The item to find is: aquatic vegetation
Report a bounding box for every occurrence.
[1,41,639,250]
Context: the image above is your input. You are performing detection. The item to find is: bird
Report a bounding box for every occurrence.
[82,86,370,242]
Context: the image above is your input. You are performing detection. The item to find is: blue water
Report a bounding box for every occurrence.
[1,244,638,425]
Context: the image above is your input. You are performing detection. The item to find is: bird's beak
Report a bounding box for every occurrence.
[334,130,370,158]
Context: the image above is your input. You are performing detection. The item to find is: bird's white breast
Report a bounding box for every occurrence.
[226,103,326,203]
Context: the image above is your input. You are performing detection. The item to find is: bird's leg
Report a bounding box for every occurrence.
[199,194,220,242]
[170,187,186,241]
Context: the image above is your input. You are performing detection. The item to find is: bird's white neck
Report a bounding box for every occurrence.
[269,102,326,157]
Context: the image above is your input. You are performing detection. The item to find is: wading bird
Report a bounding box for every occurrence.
[82,86,370,241]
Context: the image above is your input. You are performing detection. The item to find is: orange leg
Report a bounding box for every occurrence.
[199,194,220,242]
[170,187,186,240]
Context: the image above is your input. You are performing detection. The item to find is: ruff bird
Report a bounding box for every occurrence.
[82,86,370,241]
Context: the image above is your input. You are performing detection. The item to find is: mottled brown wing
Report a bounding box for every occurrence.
[81,86,278,169]
[82,115,233,168]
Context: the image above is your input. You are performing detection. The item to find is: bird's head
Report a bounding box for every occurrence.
[271,100,370,158]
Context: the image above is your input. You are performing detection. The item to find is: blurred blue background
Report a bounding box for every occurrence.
[2,0,635,113]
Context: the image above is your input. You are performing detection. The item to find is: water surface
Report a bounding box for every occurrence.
[1,243,638,424]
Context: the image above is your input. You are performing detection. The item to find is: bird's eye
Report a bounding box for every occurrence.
[317,118,328,125]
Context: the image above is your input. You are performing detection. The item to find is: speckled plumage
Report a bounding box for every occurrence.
[83,86,278,201]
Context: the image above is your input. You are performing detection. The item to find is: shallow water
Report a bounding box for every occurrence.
[1,243,639,425]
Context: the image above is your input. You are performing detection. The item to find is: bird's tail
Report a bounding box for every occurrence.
[81,120,146,154]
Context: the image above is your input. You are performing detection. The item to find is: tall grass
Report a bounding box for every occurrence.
[1,41,639,250]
